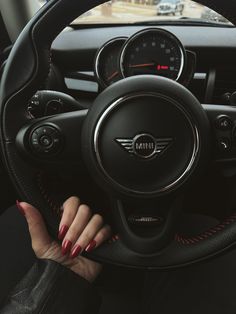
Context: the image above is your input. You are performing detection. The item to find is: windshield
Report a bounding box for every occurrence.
[38,0,232,25]
[160,0,179,3]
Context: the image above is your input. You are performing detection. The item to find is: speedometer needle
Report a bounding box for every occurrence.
[107,71,119,81]
[129,63,155,68]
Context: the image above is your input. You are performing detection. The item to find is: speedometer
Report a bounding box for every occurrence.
[120,28,186,81]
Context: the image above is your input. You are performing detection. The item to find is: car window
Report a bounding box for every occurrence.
[160,0,179,3]
[37,0,232,26]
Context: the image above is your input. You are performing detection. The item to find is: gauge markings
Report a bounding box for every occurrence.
[95,37,127,88]
[120,29,185,81]
[96,30,186,87]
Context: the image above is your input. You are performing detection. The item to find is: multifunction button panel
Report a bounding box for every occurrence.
[30,125,62,155]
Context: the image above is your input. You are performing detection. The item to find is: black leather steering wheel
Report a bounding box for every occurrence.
[1,0,236,269]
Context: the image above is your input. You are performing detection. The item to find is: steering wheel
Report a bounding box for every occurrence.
[1,0,236,269]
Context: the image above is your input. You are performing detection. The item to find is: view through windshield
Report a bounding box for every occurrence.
[38,0,231,25]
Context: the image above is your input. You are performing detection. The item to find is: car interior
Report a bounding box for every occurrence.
[1,0,236,310]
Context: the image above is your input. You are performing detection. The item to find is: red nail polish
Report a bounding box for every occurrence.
[62,240,72,255]
[16,200,25,216]
[70,245,82,259]
[85,240,97,252]
[58,225,69,240]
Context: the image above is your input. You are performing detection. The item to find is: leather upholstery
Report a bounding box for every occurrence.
[0,259,101,313]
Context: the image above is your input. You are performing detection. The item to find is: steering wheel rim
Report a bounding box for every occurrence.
[1,0,236,269]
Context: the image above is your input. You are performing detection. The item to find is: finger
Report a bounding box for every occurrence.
[58,196,80,240]
[92,225,112,249]
[69,214,104,258]
[61,204,92,255]
[71,225,111,259]
[70,224,111,259]
[16,201,52,257]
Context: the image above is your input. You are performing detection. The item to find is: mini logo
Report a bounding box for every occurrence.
[116,134,173,159]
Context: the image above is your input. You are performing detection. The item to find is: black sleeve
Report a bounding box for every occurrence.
[0,259,101,314]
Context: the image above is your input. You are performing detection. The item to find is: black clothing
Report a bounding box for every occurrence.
[0,205,35,302]
[0,259,101,314]
[1,206,236,314]
[0,206,143,314]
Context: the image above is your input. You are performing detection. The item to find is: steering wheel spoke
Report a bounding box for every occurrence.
[16,109,87,167]
[110,196,182,254]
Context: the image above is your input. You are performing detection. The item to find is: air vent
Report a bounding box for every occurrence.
[188,71,207,103]
[212,67,236,104]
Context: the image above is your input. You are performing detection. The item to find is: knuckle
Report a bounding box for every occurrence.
[93,214,103,226]
[99,226,111,239]
[79,204,91,217]
[70,196,80,203]
[63,196,80,208]
[63,209,75,220]
[105,225,112,233]
[60,211,75,227]
[62,199,81,221]
[32,245,45,258]
[66,226,79,240]
[98,230,107,240]
[80,232,92,245]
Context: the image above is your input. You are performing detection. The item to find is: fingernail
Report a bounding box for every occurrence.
[62,240,72,255]
[70,245,82,259]
[16,200,25,216]
[58,225,69,240]
[85,240,97,252]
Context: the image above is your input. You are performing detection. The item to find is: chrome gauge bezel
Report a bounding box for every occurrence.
[94,37,128,89]
[120,28,186,82]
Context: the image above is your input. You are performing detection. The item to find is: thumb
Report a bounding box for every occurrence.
[17,201,52,256]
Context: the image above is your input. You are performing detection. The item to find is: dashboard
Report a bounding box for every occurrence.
[51,24,236,108]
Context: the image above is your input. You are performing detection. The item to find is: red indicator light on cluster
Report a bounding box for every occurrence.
[157,65,169,71]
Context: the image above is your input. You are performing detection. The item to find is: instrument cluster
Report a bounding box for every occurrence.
[94,28,194,89]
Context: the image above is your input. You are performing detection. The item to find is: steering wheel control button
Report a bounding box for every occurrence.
[39,135,53,147]
[116,134,172,159]
[215,115,232,131]
[218,138,231,152]
[28,94,41,117]
[30,125,62,155]
[45,100,63,116]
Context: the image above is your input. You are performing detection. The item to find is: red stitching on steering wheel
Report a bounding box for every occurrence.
[37,172,61,215]
[176,213,236,245]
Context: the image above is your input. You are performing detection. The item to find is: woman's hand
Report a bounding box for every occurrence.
[16,197,112,283]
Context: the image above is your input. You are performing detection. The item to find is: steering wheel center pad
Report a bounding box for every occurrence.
[82,75,209,197]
